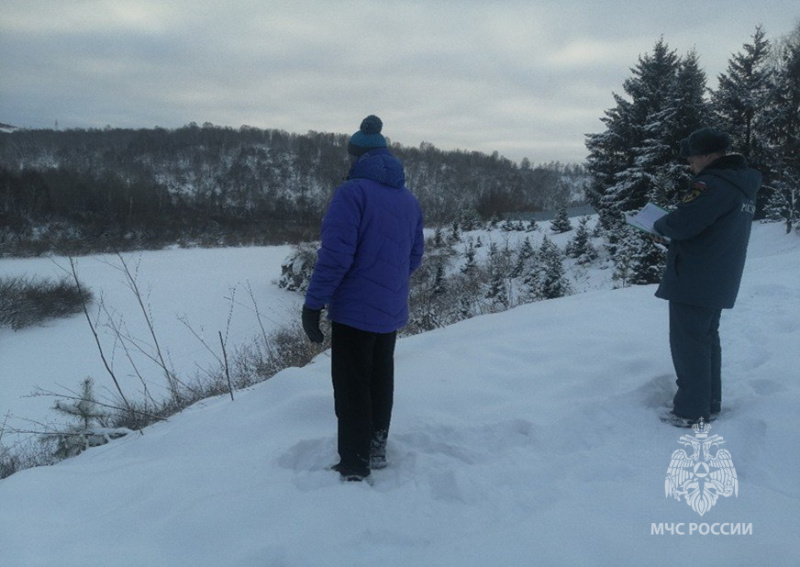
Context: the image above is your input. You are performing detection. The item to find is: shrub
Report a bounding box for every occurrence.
[0,275,92,330]
[277,242,318,292]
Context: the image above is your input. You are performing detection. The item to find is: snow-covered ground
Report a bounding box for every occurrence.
[1,222,798,566]
[1,245,300,442]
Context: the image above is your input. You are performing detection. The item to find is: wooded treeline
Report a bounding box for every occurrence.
[586,25,800,285]
[0,124,585,255]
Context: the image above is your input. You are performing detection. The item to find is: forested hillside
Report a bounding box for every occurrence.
[0,125,586,256]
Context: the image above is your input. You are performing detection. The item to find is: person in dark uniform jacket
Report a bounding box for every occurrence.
[302,116,425,480]
[654,127,761,427]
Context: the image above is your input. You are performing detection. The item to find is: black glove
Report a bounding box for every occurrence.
[302,306,324,343]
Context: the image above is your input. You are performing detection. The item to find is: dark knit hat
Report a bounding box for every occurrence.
[348,115,387,157]
[679,127,732,158]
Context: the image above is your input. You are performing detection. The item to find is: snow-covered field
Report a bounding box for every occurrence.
[1,222,798,566]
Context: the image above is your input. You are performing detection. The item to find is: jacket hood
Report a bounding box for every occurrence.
[348,148,405,188]
[702,154,761,200]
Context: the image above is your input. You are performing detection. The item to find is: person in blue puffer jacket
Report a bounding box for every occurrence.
[302,115,424,481]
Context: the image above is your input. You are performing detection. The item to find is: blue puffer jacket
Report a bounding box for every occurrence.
[305,148,424,333]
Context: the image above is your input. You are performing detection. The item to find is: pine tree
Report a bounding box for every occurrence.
[611,244,634,288]
[759,24,800,232]
[53,377,107,431]
[484,240,512,309]
[510,255,524,279]
[518,236,536,262]
[510,238,535,279]
[550,206,572,233]
[488,241,498,261]
[586,39,683,230]
[485,266,509,309]
[620,48,709,212]
[711,26,773,170]
[671,51,711,138]
[586,38,709,285]
[536,236,571,299]
[614,228,665,285]
[433,226,445,248]
[566,217,598,265]
[458,208,483,231]
[449,220,462,244]
[459,296,473,320]
[586,39,708,222]
[433,261,447,296]
[461,241,478,275]
[585,94,637,231]
[278,242,318,292]
[51,377,109,459]
[521,259,541,302]
[643,50,709,207]
[765,181,799,233]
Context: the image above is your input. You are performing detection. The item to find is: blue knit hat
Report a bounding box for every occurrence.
[679,127,732,158]
[348,115,387,157]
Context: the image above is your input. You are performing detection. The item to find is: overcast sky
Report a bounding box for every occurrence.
[1,1,798,164]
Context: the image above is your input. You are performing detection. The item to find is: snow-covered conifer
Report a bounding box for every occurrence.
[758,24,800,232]
[518,237,535,262]
[711,26,773,170]
[614,228,665,286]
[449,220,462,243]
[550,206,572,233]
[459,208,483,232]
[535,236,571,299]
[278,242,317,292]
[52,378,107,431]
[433,226,445,248]
[433,261,447,296]
[485,267,509,309]
[586,39,706,231]
[566,217,598,265]
[50,377,119,459]
[461,241,478,275]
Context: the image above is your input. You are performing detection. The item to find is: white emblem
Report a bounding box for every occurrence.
[665,419,738,516]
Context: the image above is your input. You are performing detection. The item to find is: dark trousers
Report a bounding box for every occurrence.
[669,301,722,420]
[331,322,397,474]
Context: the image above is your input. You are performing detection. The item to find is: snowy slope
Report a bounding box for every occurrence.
[1,223,799,566]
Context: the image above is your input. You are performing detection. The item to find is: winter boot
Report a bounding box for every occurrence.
[331,462,370,482]
[370,429,388,470]
[660,410,709,429]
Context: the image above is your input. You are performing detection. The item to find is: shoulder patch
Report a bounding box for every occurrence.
[682,180,707,203]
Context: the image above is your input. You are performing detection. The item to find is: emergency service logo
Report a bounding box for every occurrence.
[665,419,738,516]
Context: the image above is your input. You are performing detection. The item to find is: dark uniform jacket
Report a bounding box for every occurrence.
[654,154,761,309]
